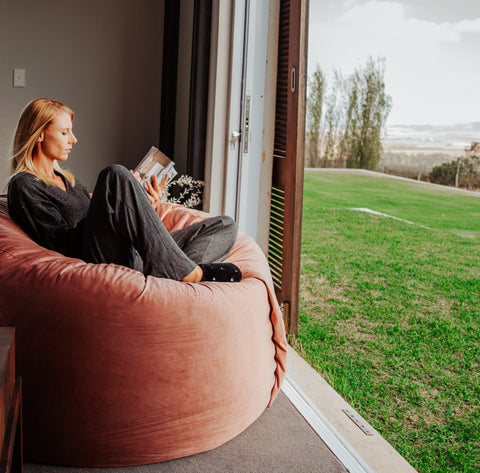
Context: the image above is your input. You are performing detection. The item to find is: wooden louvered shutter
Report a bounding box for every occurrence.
[268,0,308,336]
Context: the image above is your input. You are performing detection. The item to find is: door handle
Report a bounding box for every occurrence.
[230,131,241,148]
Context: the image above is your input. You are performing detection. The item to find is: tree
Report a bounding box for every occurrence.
[346,57,392,170]
[428,161,458,187]
[306,66,324,167]
[321,70,344,167]
[460,142,480,189]
[429,142,480,190]
[305,56,391,171]
[342,70,361,169]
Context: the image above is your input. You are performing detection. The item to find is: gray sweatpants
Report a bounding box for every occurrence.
[82,165,237,280]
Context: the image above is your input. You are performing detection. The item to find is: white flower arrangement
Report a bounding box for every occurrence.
[162,175,205,208]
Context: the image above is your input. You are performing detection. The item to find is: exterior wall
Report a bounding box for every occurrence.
[0,0,164,190]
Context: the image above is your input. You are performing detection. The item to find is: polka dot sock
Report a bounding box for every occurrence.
[199,263,242,282]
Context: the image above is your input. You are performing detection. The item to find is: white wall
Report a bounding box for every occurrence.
[0,0,164,190]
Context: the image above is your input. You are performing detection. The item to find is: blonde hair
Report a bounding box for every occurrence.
[10,98,75,186]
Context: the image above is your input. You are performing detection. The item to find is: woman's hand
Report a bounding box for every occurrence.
[145,174,167,208]
[130,171,168,208]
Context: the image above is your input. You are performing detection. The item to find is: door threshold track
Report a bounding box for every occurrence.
[281,374,375,473]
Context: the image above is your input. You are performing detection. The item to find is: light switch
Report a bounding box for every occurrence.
[13,69,26,87]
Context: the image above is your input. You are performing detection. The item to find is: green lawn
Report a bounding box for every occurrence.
[294,170,480,473]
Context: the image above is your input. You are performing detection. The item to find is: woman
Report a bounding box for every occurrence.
[7,98,241,283]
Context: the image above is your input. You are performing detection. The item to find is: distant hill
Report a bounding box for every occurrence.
[388,122,480,133]
[380,122,479,176]
[385,122,480,152]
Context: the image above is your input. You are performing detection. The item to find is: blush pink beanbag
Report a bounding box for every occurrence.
[0,195,287,467]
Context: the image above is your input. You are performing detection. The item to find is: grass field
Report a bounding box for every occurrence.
[293,170,480,473]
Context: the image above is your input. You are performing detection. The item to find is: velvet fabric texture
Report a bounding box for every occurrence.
[0,195,287,467]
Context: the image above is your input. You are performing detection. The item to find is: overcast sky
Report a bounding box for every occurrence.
[308,0,480,126]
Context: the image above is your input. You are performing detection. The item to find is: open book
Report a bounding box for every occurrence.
[135,146,178,189]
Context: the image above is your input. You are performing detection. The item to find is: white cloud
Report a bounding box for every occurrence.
[308,1,480,125]
[455,18,480,33]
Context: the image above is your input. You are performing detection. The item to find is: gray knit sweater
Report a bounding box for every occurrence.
[7,171,91,258]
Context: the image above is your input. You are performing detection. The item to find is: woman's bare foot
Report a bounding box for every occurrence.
[181,265,203,283]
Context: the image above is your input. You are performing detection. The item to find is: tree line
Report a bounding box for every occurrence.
[306,56,392,170]
[429,142,480,190]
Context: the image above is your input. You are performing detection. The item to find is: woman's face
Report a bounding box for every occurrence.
[36,110,77,163]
